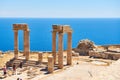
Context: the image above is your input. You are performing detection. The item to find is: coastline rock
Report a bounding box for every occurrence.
[75,39,96,56]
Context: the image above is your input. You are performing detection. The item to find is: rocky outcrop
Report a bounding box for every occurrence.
[75,39,96,55]
[74,39,120,60]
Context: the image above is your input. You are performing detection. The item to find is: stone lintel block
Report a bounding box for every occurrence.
[52,24,72,33]
[13,24,29,31]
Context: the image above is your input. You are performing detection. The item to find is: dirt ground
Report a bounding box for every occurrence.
[0,51,119,80]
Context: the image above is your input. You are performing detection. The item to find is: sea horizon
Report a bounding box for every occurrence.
[0,18,120,52]
[0,17,120,19]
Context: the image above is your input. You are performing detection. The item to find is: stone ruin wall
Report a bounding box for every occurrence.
[89,51,120,60]
[74,39,120,60]
[89,45,120,60]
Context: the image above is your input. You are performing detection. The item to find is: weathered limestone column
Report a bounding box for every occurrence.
[48,56,54,73]
[23,30,27,56]
[38,52,43,63]
[0,51,2,55]
[14,30,19,59]
[67,32,72,65]
[25,30,30,60]
[52,31,57,64]
[58,32,63,69]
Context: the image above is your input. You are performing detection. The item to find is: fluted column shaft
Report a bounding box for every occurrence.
[67,32,72,65]
[58,32,63,69]
[52,31,56,64]
[23,30,27,56]
[14,30,18,59]
[24,30,30,60]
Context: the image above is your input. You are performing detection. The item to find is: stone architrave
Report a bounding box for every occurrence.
[48,56,54,73]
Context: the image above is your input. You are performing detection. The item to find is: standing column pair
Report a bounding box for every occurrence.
[52,31,64,68]
[52,31,72,69]
[58,32,72,67]
[14,30,30,60]
[52,31,64,69]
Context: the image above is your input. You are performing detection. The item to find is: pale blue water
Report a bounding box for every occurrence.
[0,18,120,52]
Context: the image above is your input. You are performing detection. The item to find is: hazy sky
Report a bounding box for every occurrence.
[0,0,120,18]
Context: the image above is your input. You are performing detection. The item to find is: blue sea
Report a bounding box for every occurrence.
[0,18,120,52]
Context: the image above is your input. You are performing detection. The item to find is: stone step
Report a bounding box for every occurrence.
[7,59,39,67]
[26,61,37,63]
[23,61,38,67]
[24,63,36,65]
[23,64,38,67]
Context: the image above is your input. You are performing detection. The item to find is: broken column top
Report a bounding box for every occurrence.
[52,24,72,33]
[13,23,29,31]
[48,56,53,58]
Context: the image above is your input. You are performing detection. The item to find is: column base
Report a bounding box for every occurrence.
[58,65,63,69]
[25,51,30,60]
[14,50,18,59]
[52,52,56,64]
[67,53,72,65]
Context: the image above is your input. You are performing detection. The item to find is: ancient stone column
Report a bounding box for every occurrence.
[25,30,30,60]
[14,30,19,59]
[0,51,2,55]
[52,31,57,64]
[58,32,63,69]
[48,56,54,73]
[38,52,43,63]
[67,32,72,65]
[23,30,27,56]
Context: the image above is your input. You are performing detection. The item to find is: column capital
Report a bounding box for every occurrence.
[52,31,57,33]
[24,29,30,32]
[67,32,72,34]
[14,30,18,32]
[58,32,63,35]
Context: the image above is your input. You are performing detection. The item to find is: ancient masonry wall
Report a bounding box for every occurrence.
[89,51,120,60]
